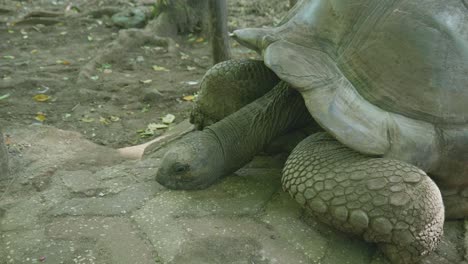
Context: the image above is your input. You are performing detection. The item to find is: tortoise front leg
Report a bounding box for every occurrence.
[191,59,279,130]
[282,133,444,264]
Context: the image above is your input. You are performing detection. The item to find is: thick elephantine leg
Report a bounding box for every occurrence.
[190,59,279,129]
[283,133,444,264]
[156,82,312,190]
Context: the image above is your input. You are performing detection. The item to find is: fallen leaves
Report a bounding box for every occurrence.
[80,116,95,123]
[33,94,50,102]
[150,123,169,129]
[187,35,205,44]
[137,123,165,138]
[139,79,152,84]
[162,114,175,124]
[152,65,169,72]
[56,59,71,65]
[0,94,10,100]
[35,112,46,122]
[99,116,120,125]
[184,81,199,86]
[137,114,176,138]
[99,116,110,125]
[182,95,195,101]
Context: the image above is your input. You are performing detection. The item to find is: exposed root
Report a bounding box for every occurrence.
[83,6,123,18]
[0,6,14,14]
[13,17,62,26]
[23,10,63,18]
[77,9,178,84]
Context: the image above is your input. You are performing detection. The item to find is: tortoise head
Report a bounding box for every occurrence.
[156,131,225,190]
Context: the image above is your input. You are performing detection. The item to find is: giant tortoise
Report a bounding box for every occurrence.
[156,0,468,263]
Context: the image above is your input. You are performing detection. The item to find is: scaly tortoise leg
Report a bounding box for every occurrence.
[190,59,279,129]
[282,133,444,264]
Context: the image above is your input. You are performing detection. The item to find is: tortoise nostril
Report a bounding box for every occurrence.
[174,163,189,173]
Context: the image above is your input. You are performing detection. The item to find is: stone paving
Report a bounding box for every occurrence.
[0,125,466,264]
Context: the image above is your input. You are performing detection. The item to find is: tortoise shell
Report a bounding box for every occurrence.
[233,0,468,178]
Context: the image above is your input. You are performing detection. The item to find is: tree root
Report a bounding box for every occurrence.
[83,6,123,18]
[0,6,14,15]
[24,10,64,18]
[13,17,62,26]
[77,12,178,84]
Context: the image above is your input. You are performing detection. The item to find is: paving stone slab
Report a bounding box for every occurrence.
[2,125,467,264]
[2,228,98,264]
[47,216,156,264]
[49,182,158,216]
[1,198,44,231]
[261,191,375,264]
[60,170,102,196]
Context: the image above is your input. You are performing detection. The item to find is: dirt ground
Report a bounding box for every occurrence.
[0,0,291,148]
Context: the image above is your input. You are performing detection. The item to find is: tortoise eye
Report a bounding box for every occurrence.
[173,163,189,173]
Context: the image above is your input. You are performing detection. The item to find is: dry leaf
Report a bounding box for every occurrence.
[182,95,195,101]
[33,94,50,102]
[81,116,95,123]
[162,114,175,124]
[152,65,169,72]
[56,60,70,65]
[110,116,120,122]
[149,123,169,129]
[99,116,111,125]
[35,112,46,122]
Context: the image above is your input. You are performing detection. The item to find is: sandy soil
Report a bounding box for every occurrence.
[0,0,290,147]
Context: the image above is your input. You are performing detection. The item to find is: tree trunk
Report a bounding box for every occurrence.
[209,0,231,64]
[151,0,210,38]
[0,132,8,180]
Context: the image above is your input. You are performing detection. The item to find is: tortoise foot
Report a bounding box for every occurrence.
[282,133,445,264]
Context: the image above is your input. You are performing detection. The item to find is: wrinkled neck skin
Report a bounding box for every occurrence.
[156,83,311,190]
